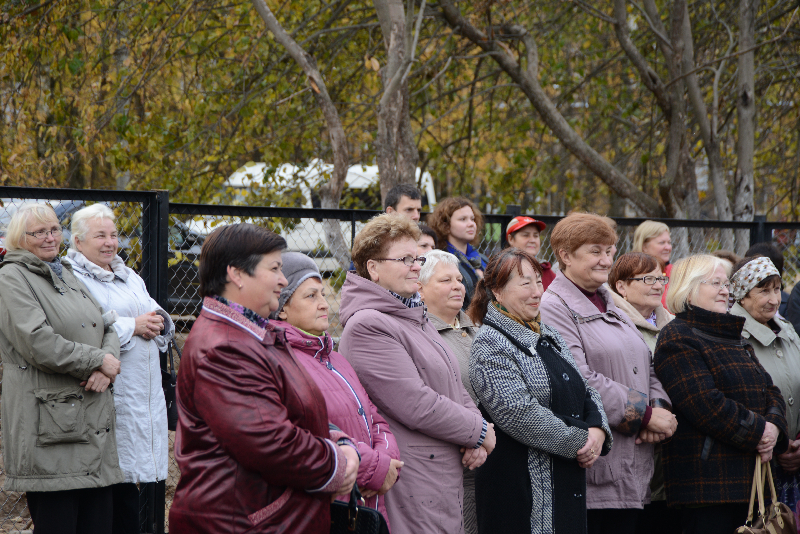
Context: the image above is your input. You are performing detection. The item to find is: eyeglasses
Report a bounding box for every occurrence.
[373,256,427,267]
[700,279,731,291]
[626,276,669,285]
[25,228,63,240]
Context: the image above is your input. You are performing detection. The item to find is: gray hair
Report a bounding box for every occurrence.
[5,203,59,250]
[70,203,116,249]
[418,250,460,285]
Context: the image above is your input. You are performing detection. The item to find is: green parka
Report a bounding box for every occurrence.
[0,249,123,492]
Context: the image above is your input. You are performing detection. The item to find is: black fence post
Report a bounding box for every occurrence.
[141,190,170,309]
[750,215,768,247]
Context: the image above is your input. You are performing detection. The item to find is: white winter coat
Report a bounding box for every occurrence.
[66,249,174,483]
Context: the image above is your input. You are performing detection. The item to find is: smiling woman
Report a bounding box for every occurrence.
[540,213,675,534]
[339,214,494,534]
[653,255,789,534]
[728,256,800,520]
[169,224,360,534]
[66,203,175,534]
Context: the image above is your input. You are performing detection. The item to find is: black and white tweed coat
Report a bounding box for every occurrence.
[470,304,612,534]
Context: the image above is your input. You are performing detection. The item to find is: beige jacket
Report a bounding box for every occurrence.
[731,302,800,438]
[0,249,123,492]
[611,293,674,357]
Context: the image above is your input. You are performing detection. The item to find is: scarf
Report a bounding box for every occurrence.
[65,249,129,282]
[389,290,425,309]
[494,300,541,334]
[447,242,486,271]
[212,295,270,330]
[44,257,64,280]
[730,256,780,303]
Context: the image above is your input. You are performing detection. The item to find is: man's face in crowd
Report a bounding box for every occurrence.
[387,195,422,222]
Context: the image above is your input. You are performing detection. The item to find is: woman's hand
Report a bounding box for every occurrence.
[332,445,360,498]
[577,427,606,469]
[636,428,666,444]
[482,423,496,454]
[362,458,405,498]
[646,407,677,437]
[99,353,120,380]
[460,446,488,470]
[134,311,164,340]
[778,440,800,474]
[81,370,112,392]
[757,422,780,462]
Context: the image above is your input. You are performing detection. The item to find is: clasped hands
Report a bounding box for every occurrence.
[635,407,677,445]
[460,423,496,471]
[80,353,121,393]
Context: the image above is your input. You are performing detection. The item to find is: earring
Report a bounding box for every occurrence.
[238,284,243,289]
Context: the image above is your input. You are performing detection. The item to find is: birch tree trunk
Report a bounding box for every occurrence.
[734,0,759,255]
[251,0,352,269]
[373,0,420,204]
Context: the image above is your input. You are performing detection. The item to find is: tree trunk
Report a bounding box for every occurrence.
[251,0,352,269]
[373,0,420,205]
[734,0,759,255]
[680,8,734,250]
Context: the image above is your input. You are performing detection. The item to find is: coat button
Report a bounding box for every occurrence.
[789,397,795,406]
[81,323,85,328]
[562,373,570,381]
[462,332,468,337]
[776,349,784,357]
[92,322,97,327]
[633,367,638,374]
[430,454,435,459]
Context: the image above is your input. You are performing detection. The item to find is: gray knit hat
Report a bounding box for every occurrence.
[270,252,321,319]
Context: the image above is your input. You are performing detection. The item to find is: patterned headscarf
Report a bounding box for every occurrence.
[730,256,780,303]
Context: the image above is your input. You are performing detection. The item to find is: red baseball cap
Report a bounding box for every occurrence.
[506,216,546,239]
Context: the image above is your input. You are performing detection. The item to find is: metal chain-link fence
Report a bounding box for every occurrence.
[2,187,800,533]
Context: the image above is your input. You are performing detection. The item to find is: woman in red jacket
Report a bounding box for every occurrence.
[169,224,359,534]
[271,252,403,527]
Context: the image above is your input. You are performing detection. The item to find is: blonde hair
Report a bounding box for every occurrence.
[5,203,59,250]
[352,214,421,280]
[666,254,729,313]
[633,221,670,253]
[70,204,116,249]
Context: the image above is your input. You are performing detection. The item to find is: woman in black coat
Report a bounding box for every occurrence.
[468,248,612,534]
[654,255,788,534]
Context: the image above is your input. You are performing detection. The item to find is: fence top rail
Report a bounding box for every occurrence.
[0,186,158,203]
[170,203,382,220]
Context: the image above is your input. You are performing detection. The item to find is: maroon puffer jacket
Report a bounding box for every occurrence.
[273,320,401,527]
[169,297,348,534]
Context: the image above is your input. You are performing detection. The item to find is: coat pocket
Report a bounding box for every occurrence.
[34,386,89,446]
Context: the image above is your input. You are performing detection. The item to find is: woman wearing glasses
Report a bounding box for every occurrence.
[607,253,676,534]
[654,255,788,534]
[339,214,496,534]
[0,204,122,534]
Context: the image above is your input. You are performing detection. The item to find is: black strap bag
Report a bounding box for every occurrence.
[161,340,179,431]
[330,486,389,534]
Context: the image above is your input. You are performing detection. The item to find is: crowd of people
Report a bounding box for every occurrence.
[1,186,799,534]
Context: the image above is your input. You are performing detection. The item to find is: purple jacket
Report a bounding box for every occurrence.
[338,273,484,534]
[272,320,400,525]
[540,272,670,510]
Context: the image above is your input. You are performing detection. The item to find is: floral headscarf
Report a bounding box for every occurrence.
[730,256,780,303]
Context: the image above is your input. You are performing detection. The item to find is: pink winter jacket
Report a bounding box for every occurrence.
[338,273,484,534]
[272,320,401,526]
[540,272,671,510]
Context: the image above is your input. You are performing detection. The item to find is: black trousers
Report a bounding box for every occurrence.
[27,486,113,534]
[587,508,640,534]
[111,483,140,534]
[679,503,750,534]
[636,500,682,534]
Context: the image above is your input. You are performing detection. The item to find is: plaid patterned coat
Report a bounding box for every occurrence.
[653,305,789,506]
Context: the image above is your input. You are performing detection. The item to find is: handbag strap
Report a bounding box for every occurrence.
[167,340,180,373]
[763,459,784,520]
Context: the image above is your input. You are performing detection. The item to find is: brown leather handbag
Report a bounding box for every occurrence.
[736,456,797,534]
